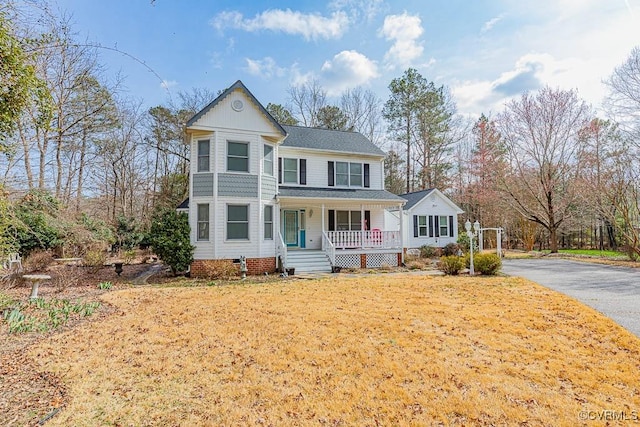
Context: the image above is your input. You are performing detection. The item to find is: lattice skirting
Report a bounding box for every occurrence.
[366,252,398,268]
[335,254,361,268]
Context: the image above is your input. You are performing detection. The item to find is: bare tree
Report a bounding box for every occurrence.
[340,87,384,146]
[94,100,149,221]
[605,46,640,139]
[497,87,591,253]
[287,79,326,127]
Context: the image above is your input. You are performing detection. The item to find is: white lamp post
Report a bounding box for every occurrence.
[465,220,480,275]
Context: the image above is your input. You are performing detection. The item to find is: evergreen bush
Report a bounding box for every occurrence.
[437,255,464,275]
[149,208,194,275]
[474,253,502,275]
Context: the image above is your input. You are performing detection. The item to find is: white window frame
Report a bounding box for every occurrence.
[227,204,249,240]
[263,145,274,176]
[335,161,363,188]
[336,210,361,231]
[264,205,273,240]
[227,141,249,173]
[418,215,427,237]
[197,140,210,172]
[197,204,209,241]
[283,158,298,184]
[439,215,449,237]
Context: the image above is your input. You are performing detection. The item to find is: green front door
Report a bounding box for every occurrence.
[283,210,298,247]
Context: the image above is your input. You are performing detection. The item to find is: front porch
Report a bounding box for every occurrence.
[326,230,401,250]
[274,194,405,272]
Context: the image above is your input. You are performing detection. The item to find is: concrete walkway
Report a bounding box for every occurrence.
[502,258,640,338]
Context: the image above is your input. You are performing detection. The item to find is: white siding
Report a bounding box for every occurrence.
[403,192,462,249]
[278,148,384,190]
[192,89,281,136]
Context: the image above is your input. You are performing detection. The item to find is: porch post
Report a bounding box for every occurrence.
[399,203,404,265]
[321,204,325,233]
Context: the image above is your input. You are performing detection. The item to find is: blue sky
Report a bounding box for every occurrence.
[54,0,640,117]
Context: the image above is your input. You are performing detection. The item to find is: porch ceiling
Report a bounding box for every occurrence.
[277,186,405,207]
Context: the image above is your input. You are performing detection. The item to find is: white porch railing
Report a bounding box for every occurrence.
[276,233,288,271]
[327,230,401,250]
[321,232,335,266]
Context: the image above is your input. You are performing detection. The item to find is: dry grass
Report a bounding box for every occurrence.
[30,275,640,426]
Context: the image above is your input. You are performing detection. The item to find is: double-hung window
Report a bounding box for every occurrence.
[335,162,362,187]
[336,210,361,231]
[283,158,298,184]
[264,206,273,240]
[197,140,210,172]
[227,205,249,240]
[197,204,209,241]
[227,141,249,172]
[335,162,349,186]
[418,215,427,237]
[350,163,362,187]
[263,145,274,176]
[439,215,449,237]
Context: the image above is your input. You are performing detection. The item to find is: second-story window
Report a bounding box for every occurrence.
[283,158,298,183]
[263,145,274,176]
[279,158,306,185]
[197,140,210,172]
[335,162,363,187]
[227,141,249,172]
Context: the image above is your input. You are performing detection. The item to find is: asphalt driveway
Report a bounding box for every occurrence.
[502,258,640,338]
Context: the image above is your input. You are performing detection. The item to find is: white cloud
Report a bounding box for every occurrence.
[328,0,385,23]
[289,63,314,88]
[481,14,505,33]
[244,57,286,79]
[211,9,349,41]
[319,50,379,96]
[379,12,424,69]
[451,52,607,116]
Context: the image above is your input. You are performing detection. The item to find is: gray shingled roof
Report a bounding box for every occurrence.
[398,188,435,210]
[278,186,405,203]
[177,198,189,209]
[281,125,385,157]
[186,80,286,136]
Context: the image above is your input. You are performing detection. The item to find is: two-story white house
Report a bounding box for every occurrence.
[184,80,406,276]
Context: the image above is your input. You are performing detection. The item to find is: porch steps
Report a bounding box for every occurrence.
[286,250,332,274]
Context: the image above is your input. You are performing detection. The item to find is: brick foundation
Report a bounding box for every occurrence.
[190,257,277,278]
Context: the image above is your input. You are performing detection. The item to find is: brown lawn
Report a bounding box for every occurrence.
[28,275,640,426]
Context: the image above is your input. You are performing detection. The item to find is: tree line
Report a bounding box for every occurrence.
[1,2,639,259]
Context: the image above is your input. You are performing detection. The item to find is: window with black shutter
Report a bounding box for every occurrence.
[300,159,307,185]
[428,215,434,237]
[364,163,370,188]
[328,161,335,186]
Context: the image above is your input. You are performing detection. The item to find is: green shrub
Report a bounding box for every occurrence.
[149,208,194,275]
[419,245,437,258]
[437,255,465,275]
[474,253,502,275]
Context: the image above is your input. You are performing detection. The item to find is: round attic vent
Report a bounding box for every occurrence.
[231,99,244,112]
